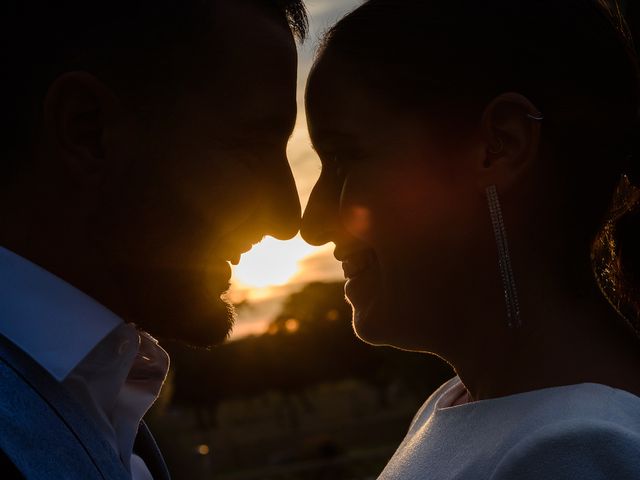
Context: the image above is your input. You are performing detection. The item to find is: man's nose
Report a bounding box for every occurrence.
[259,156,301,240]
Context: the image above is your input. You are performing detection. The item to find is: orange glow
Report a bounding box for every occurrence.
[231,234,315,290]
[267,324,280,335]
[343,206,372,237]
[284,318,300,333]
[326,309,340,321]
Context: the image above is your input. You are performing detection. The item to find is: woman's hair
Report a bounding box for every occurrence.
[315,0,640,337]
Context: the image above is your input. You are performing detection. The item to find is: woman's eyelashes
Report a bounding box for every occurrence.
[334,157,350,179]
[322,150,365,178]
[319,155,343,178]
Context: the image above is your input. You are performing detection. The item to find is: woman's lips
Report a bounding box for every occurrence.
[342,250,376,279]
[344,252,379,310]
[336,248,379,308]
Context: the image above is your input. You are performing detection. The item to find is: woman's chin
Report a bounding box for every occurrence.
[351,299,427,351]
[346,267,421,348]
[351,301,392,346]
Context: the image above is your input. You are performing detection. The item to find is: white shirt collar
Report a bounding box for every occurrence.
[0,246,123,381]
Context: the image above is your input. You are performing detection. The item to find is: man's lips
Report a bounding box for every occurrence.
[207,260,232,287]
[229,253,242,266]
[227,244,252,265]
[207,240,257,293]
[218,240,261,265]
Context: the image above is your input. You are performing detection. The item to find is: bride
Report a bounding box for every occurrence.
[301,0,640,478]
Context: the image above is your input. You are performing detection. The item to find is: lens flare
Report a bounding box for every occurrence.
[343,205,372,237]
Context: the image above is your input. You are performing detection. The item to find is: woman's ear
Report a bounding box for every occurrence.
[475,92,543,193]
[42,71,122,186]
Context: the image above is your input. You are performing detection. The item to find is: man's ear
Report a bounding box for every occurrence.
[475,92,543,193]
[43,71,122,185]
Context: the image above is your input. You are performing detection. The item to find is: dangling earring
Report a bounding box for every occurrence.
[486,184,522,328]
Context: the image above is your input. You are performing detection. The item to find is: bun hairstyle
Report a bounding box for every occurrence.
[594,0,640,338]
[314,0,640,338]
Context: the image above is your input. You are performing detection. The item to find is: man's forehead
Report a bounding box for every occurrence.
[162,0,298,136]
[211,0,296,54]
[203,1,297,95]
[213,59,297,126]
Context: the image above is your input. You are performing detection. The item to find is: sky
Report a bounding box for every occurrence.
[289,0,363,210]
[227,0,363,340]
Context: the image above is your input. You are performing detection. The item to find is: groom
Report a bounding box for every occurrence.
[0,0,306,478]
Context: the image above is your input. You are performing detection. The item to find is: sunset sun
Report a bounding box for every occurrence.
[231,234,316,289]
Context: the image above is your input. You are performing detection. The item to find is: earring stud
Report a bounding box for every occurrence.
[488,138,504,156]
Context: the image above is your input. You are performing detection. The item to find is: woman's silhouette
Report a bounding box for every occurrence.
[301,0,640,478]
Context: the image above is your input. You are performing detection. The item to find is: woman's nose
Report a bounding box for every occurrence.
[301,174,338,246]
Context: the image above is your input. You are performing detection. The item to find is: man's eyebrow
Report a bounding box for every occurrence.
[243,115,297,138]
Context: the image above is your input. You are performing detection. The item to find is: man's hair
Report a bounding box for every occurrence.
[1,0,308,160]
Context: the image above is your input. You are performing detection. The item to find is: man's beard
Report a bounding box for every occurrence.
[136,292,236,347]
[119,266,237,348]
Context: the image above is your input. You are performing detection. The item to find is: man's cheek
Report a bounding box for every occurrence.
[175,156,260,236]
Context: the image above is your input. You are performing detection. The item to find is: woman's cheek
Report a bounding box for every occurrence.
[339,170,379,240]
[340,162,445,241]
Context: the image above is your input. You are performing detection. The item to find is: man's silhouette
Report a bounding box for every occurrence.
[0,1,307,478]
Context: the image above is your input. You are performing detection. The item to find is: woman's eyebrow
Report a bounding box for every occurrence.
[311,131,358,152]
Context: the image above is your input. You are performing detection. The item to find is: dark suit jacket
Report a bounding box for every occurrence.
[0,334,170,479]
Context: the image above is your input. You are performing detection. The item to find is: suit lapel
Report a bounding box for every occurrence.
[0,333,130,479]
[134,421,171,480]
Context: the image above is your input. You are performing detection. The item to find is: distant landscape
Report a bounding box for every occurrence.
[148,282,454,480]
